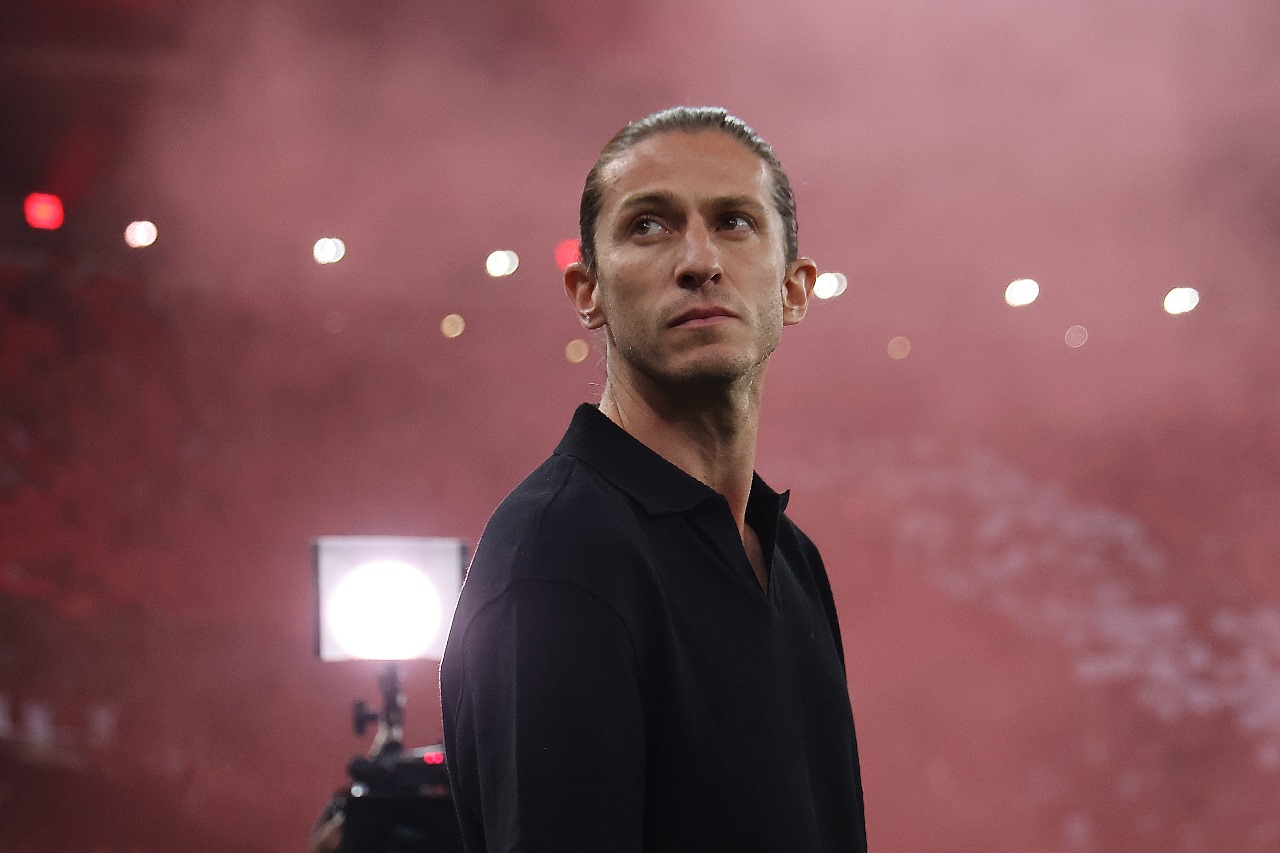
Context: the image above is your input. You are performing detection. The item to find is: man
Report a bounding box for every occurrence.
[440,106,868,852]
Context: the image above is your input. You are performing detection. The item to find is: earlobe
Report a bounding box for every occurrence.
[782,258,817,326]
[564,262,606,329]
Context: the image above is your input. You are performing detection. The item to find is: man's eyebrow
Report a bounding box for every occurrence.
[615,191,681,214]
[614,192,769,215]
[709,195,769,215]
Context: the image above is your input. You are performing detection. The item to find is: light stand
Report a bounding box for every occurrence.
[353,663,406,758]
[341,664,462,853]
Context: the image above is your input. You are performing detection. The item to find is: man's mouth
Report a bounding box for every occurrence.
[669,307,737,328]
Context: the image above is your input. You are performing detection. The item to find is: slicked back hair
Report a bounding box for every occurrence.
[578,106,799,275]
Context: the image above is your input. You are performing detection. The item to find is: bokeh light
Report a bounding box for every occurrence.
[1064,325,1089,348]
[555,238,581,270]
[485,249,519,277]
[1005,278,1040,307]
[565,339,589,363]
[1163,287,1200,315]
[441,314,466,338]
[814,272,848,299]
[887,336,912,360]
[124,220,157,248]
[313,237,346,264]
[24,193,64,230]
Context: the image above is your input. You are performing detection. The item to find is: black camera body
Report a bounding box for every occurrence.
[340,745,464,853]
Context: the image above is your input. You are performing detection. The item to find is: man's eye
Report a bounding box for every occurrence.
[721,214,753,231]
[632,218,664,236]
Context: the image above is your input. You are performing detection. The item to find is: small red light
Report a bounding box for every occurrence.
[24,193,65,230]
[554,238,581,271]
[423,752,445,765]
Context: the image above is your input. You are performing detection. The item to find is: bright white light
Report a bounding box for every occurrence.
[313,237,346,264]
[314,536,465,662]
[485,250,520,278]
[814,272,848,300]
[324,560,443,661]
[1005,278,1039,307]
[1164,287,1200,315]
[124,220,158,248]
[1065,325,1089,348]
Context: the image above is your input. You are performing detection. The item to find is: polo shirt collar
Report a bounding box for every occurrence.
[554,403,790,520]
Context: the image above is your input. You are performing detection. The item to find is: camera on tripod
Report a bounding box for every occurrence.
[311,536,467,853]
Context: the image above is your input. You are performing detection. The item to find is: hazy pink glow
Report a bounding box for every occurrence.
[2,0,1278,851]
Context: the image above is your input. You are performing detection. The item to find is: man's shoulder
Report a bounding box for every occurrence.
[470,451,643,584]
[491,451,632,533]
[444,450,656,657]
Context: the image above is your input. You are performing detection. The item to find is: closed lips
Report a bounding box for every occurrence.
[670,307,737,326]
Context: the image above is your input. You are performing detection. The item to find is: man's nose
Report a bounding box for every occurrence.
[675,220,722,289]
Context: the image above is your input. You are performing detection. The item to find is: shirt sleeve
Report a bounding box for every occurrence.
[446,579,646,853]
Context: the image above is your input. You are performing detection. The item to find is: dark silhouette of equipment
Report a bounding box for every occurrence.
[336,664,464,853]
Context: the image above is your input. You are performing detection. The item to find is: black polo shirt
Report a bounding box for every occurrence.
[441,404,867,852]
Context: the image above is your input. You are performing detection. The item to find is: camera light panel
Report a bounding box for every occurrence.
[314,536,466,662]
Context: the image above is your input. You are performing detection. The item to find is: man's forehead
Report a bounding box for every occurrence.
[598,130,772,212]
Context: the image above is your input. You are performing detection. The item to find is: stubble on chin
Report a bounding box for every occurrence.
[606,323,778,397]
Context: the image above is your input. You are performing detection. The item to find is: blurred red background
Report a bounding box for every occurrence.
[2,1,1278,850]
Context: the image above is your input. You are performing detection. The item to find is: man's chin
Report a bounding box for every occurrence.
[613,339,772,395]
[660,353,766,390]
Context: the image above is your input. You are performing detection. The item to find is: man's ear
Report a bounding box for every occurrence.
[782,258,817,326]
[564,262,606,329]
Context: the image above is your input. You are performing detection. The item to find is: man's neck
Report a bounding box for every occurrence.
[598,371,763,531]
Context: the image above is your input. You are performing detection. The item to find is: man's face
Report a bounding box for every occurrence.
[567,130,813,393]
